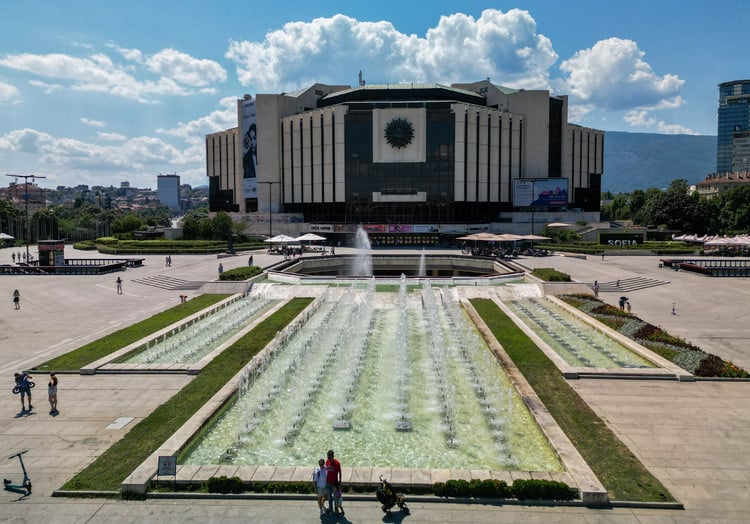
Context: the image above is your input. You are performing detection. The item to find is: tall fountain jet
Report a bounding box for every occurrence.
[351,225,373,276]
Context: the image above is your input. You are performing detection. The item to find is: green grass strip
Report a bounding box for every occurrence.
[34,295,230,371]
[62,297,313,491]
[470,298,674,503]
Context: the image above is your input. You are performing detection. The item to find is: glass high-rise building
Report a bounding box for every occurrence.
[717,80,750,173]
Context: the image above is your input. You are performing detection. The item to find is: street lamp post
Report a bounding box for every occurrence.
[6,174,46,263]
[258,181,280,238]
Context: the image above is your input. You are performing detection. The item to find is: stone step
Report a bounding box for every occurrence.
[132,275,205,290]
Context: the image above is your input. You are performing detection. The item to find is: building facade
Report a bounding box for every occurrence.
[717,80,750,174]
[157,174,181,211]
[207,81,604,238]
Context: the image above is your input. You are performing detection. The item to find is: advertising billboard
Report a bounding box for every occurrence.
[513,179,569,207]
[240,97,258,201]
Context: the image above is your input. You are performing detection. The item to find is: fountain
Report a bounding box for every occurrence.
[181,283,562,471]
[504,297,656,368]
[350,225,372,276]
[418,248,426,277]
[121,296,277,365]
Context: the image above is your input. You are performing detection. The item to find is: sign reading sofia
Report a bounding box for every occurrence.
[513,179,569,207]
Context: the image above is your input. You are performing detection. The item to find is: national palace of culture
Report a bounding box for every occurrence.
[205,78,604,245]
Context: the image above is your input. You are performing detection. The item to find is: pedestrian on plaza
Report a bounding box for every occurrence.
[218,263,224,275]
[593,280,600,299]
[334,481,344,516]
[626,301,632,313]
[312,458,327,514]
[48,373,58,414]
[116,276,123,294]
[248,255,253,267]
[15,372,33,411]
[13,289,20,309]
[11,252,15,263]
[325,449,342,514]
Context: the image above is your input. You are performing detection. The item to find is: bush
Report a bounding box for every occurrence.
[531,268,571,282]
[511,479,577,501]
[434,478,571,500]
[219,266,263,281]
[206,475,244,494]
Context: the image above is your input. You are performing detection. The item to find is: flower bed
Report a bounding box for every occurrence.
[558,294,748,378]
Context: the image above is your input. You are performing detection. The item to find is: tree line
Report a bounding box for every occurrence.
[601,179,750,235]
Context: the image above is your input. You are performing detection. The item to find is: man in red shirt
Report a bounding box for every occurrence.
[325,449,342,514]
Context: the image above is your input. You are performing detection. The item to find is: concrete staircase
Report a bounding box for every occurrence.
[131,275,205,290]
[595,276,670,293]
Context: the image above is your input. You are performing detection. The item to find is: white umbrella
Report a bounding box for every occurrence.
[520,234,551,241]
[0,232,14,240]
[295,233,327,242]
[546,222,572,228]
[264,234,296,243]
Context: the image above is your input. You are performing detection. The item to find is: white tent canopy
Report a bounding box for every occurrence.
[295,233,327,242]
[0,232,14,240]
[264,234,296,243]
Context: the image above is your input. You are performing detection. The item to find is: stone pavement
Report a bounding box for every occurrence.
[0,246,748,522]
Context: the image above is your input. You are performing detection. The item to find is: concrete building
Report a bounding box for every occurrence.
[157,174,181,211]
[207,81,604,242]
[694,171,750,198]
[717,80,750,174]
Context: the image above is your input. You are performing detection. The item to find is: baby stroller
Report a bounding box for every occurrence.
[376,475,409,516]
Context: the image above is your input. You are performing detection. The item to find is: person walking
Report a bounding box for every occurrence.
[15,372,33,411]
[116,276,123,294]
[218,263,224,275]
[13,289,20,309]
[48,373,58,414]
[325,449,342,514]
[593,280,600,299]
[312,458,327,514]
[11,252,15,263]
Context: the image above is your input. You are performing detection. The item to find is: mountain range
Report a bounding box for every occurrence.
[602,131,717,194]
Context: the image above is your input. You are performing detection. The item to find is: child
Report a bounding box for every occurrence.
[334,482,344,515]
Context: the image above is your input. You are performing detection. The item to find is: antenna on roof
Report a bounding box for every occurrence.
[358,70,365,87]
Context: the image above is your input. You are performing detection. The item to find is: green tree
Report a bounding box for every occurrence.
[111,214,143,235]
[211,212,233,240]
[717,185,750,233]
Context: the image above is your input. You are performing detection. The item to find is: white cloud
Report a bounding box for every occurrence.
[81,117,105,128]
[625,109,696,135]
[226,9,558,92]
[558,38,684,112]
[0,46,226,102]
[98,131,126,141]
[0,80,19,102]
[157,96,237,145]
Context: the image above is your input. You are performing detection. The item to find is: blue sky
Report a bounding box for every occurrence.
[0,0,746,189]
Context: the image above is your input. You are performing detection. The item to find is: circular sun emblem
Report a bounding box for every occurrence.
[384,117,414,149]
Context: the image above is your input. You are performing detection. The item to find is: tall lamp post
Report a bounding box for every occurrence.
[258,181,280,238]
[6,174,46,263]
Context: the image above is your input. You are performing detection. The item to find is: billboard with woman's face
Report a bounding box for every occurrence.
[241,98,258,200]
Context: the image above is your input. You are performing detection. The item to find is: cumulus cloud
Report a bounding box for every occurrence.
[624,110,696,135]
[157,96,237,145]
[226,9,558,92]
[81,117,105,128]
[558,38,684,112]
[0,80,19,102]
[98,131,126,141]
[0,45,226,102]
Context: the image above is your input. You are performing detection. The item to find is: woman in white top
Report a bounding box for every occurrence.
[313,458,328,514]
[48,373,58,414]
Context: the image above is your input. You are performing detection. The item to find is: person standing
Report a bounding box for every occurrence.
[248,255,253,267]
[116,276,123,294]
[16,372,32,411]
[48,373,58,414]
[11,252,15,263]
[218,263,224,275]
[13,289,20,309]
[593,280,600,299]
[312,458,327,514]
[325,449,342,514]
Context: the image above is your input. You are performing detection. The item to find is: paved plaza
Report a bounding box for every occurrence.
[0,245,748,523]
